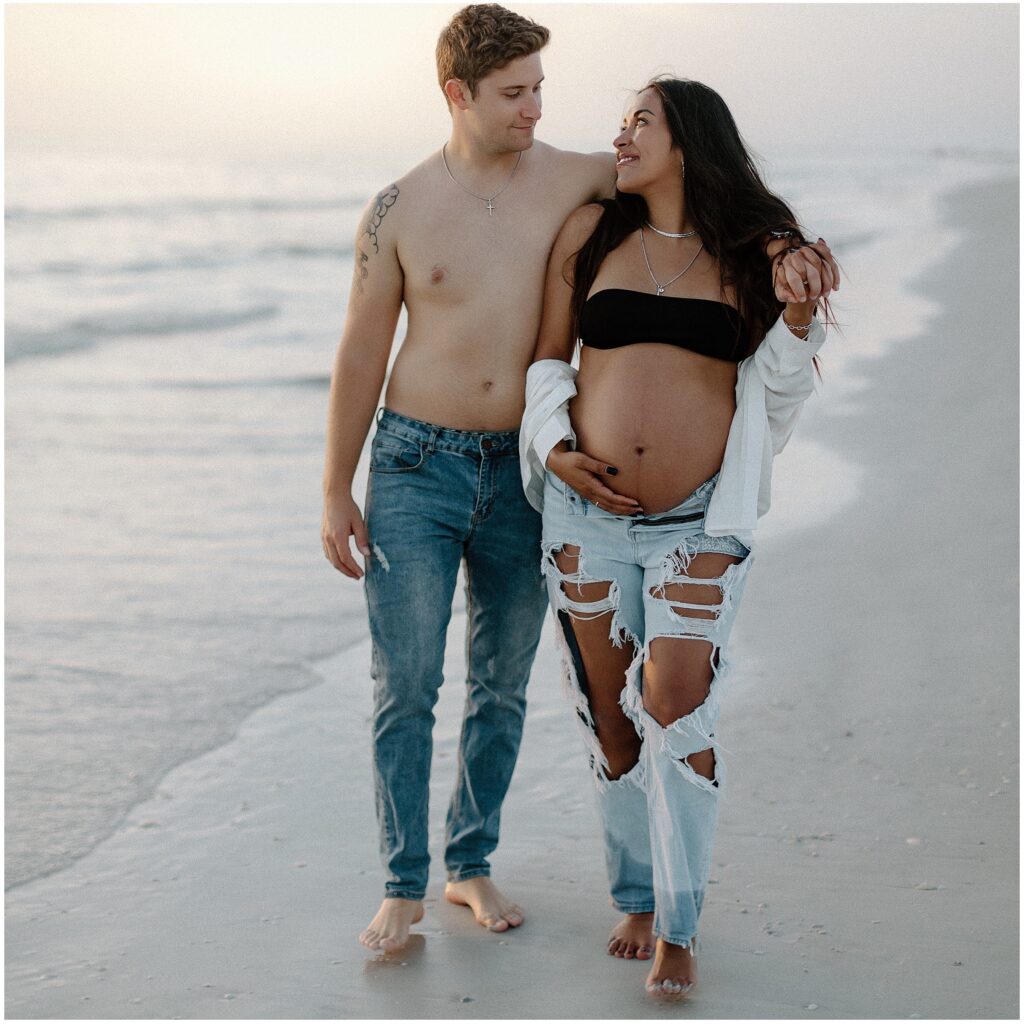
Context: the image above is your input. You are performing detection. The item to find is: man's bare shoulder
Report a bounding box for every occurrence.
[533,140,613,168]
[390,149,443,193]
[354,152,443,246]
[359,152,441,212]
[536,143,617,199]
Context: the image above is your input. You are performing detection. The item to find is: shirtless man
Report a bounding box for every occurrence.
[320,4,615,953]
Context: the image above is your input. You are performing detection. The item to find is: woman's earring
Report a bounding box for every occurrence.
[680,159,685,176]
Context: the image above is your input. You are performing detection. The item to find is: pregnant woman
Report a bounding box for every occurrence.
[520,77,838,999]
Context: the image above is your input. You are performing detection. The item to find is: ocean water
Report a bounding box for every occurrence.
[5,145,1014,890]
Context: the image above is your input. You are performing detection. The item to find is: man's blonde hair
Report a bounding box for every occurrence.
[436,4,550,103]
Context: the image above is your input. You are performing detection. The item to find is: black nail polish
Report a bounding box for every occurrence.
[606,466,618,475]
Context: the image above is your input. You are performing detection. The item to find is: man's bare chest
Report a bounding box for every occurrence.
[398,201,562,307]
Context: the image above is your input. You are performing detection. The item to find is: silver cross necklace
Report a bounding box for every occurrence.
[639,226,704,296]
[441,143,523,215]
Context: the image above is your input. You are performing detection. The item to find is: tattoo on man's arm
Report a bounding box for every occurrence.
[354,184,398,294]
[363,184,400,255]
[355,246,369,294]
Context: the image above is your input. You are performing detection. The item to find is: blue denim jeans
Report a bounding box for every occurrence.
[363,409,549,901]
[541,470,752,949]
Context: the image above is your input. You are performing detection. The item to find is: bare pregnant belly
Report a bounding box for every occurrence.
[571,345,738,514]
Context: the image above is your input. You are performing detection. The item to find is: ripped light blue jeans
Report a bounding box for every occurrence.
[541,470,751,949]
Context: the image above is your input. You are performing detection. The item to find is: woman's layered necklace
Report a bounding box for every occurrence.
[639,225,704,296]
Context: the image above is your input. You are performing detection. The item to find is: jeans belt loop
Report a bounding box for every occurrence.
[426,426,439,454]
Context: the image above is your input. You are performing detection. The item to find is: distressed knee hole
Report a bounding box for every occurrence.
[682,747,717,784]
[642,636,718,726]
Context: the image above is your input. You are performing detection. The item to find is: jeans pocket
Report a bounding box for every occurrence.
[369,435,426,474]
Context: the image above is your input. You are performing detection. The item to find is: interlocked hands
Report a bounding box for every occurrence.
[766,233,840,305]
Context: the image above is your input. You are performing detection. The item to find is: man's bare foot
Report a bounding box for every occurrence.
[645,937,696,999]
[359,897,424,952]
[608,912,655,960]
[444,876,524,932]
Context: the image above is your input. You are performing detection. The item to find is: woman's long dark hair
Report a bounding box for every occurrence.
[569,77,830,359]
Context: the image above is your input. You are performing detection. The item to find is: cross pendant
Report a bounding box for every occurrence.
[485,199,495,215]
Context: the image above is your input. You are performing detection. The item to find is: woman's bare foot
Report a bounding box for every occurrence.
[608,912,655,959]
[444,877,524,932]
[359,898,424,952]
[645,937,697,999]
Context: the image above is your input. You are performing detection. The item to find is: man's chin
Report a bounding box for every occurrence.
[485,131,535,156]
[510,128,536,148]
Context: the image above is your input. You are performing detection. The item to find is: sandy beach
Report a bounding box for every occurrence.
[5,175,1018,1019]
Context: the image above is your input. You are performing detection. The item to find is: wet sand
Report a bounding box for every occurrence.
[5,176,1018,1019]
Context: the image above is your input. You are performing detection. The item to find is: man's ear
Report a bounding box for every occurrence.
[444,78,470,111]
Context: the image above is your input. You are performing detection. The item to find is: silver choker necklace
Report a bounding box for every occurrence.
[644,220,699,239]
[441,144,523,216]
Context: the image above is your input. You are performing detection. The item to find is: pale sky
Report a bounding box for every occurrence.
[5,3,1019,168]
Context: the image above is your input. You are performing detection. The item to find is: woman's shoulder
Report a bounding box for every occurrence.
[554,201,608,250]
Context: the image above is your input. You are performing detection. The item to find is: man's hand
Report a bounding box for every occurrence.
[546,446,643,515]
[322,493,371,580]
[766,235,840,305]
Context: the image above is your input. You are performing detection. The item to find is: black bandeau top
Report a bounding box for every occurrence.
[579,288,746,363]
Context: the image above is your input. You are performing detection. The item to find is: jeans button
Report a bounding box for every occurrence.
[482,438,494,450]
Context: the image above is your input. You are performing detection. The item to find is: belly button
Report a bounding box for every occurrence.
[634,446,645,456]
[483,380,494,391]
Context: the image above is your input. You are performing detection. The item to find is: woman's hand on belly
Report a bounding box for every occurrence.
[546,443,644,515]
[572,346,737,512]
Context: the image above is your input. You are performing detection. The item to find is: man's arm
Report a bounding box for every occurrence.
[584,150,617,201]
[321,183,404,579]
